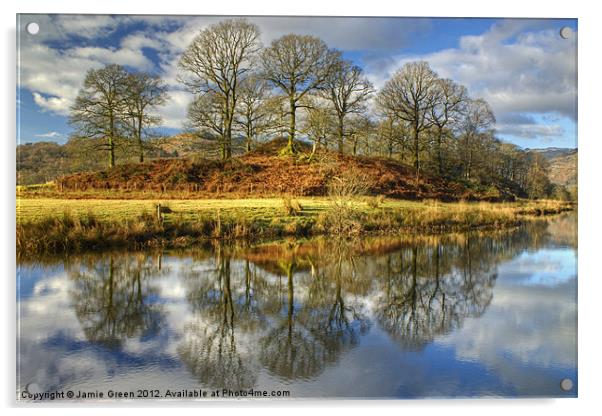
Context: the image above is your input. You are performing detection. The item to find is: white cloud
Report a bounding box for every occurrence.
[33,131,65,139]
[155,90,194,129]
[497,123,565,139]
[18,17,158,116]
[365,21,577,141]
[18,16,577,141]
[52,15,127,39]
[68,46,154,70]
[32,92,72,116]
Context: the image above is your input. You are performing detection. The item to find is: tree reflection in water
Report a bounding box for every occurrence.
[375,241,496,350]
[177,244,266,389]
[59,217,562,389]
[69,254,165,349]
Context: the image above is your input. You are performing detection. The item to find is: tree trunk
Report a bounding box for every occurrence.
[287,98,296,153]
[465,135,472,180]
[225,127,232,159]
[246,124,252,153]
[138,116,144,163]
[308,141,317,163]
[337,115,344,154]
[108,113,116,168]
[413,122,420,176]
[108,136,115,168]
[223,98,234,160]
[437,127,443,176]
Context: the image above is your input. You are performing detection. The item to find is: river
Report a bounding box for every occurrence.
[16,213,577,400]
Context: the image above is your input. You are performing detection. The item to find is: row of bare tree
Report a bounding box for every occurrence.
[69,65,168,167]
[69,18,559,198]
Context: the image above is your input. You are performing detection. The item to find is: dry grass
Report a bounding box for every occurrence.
[16,196,574,257]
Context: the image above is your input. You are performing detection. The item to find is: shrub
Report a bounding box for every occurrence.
[327,172,371,203]
[282,196,303,216]
[366,195,385,209]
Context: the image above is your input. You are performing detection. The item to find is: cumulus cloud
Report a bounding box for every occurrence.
[68,46,154,70]
[496,123,565,139]
[33,131,66,139]
[364,20,577,141]
[18,15,577,142]
[156,90,194,129]
[18,17,160,115]
[32,93,72,116]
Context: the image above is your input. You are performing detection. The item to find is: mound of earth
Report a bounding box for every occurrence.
[55,138,510,201]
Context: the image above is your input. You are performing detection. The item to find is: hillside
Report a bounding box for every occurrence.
[529,147,576,161]
[16,134,245,185]
[53,138,506,202]
[548,151,577,186]
[528,147,577,186]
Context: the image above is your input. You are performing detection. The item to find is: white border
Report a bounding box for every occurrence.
[3,0,601,414]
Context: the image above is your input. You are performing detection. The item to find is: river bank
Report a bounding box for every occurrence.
[16,196,574,257]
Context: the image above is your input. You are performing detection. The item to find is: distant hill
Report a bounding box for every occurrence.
[528,147,577,186]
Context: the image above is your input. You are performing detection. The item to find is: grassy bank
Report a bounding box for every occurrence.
[16,196,573,257]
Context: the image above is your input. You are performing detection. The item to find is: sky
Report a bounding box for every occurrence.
[16,14,578,149]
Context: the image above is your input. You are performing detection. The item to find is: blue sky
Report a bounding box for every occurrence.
[17,15,577,149]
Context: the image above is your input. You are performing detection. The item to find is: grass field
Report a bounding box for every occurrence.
[16,196,574,257]
[16,197,331,222]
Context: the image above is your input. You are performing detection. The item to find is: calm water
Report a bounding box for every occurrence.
[17,214,577,400]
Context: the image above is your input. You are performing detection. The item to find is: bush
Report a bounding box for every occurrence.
[327,172,371,202]
[282,196,303,216]
[365,195,385,209]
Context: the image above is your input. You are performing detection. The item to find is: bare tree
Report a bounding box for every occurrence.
[235,75,277,152]
[179,19,260,160]
[376,61,440,174]
[303,100,335,161]
[124,72,168,163]
[324,59,373,154]
[460,98,496,181]
[186,91,226,155]
[430,78,467,175]
[69,64,129,168]
[261,34,340,154]
[346,115,375,157]
[374,107,410,161]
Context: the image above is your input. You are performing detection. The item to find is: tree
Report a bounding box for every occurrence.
[124,72,168,163]
[430,78,467,175]
[460,98,496,181]
[324,59,373,154]
[186,91,227,156]
[179,19,260,160]
[235,75,276,152]
[374,109,411,160]
[376,61,440,174]
[69,64,129,168]
[303,100,335,161]
[261,34,340,154]
[347,115,376,157]
[526,153,552,199]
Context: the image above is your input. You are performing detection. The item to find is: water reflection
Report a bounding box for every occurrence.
[17,214,577,398]
[70,255,165,349]
[178,248,262,389]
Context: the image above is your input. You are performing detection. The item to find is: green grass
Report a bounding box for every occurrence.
[17,197,333,222]
[16,196,574,257]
